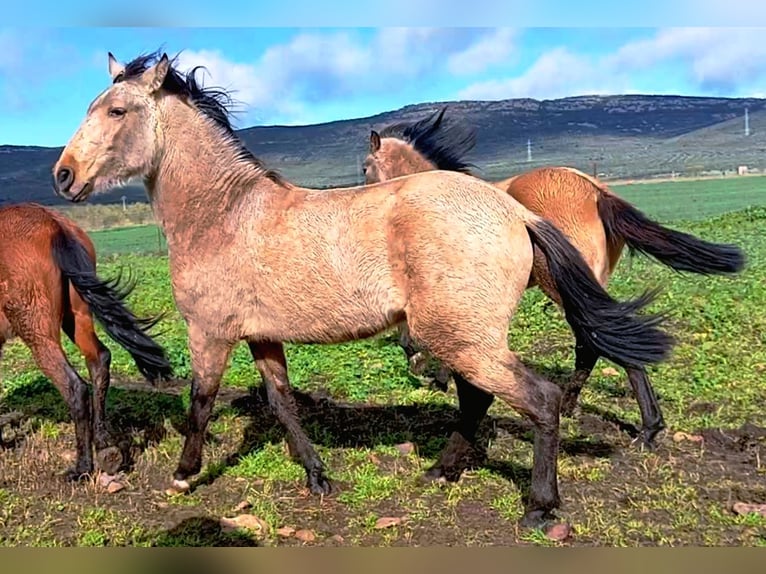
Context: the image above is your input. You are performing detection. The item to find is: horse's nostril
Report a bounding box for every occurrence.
[55,167,74,192]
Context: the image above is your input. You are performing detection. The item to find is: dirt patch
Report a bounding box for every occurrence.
[1,381,765,546]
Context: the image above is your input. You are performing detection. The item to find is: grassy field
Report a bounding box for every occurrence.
[0,181,765,546]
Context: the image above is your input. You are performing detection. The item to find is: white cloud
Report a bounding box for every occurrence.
[606,27,766,92]
[457,47,631,101]
[457,27,766,102]
[447,28,516,75]
[168,28,501,124]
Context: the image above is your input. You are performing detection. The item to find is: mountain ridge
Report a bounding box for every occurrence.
[2,94,764,206]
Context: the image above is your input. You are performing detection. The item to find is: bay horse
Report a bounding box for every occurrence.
[51,50,675,527]
[0,203,173,478]
[363,107,745,446]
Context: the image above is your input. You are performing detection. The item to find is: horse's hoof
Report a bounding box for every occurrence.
[166,479,191,495]
[96,446,123,476]
[64,466,92,483]
[307,473,332,496]
[420,466,450,486]
[519,508,558,530]
[632,428,663,451]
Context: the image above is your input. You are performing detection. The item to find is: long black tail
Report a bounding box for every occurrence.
[597,191,745,275]
[51,228,173,384]
[525,218,675,370]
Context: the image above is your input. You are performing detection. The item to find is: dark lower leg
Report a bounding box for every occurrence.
[627,368,665,447]
[65,307,120,474]
[174,376,220,483]
[66,366,94,478]
[87,346,111,450]
[520,414,561,528]
[249,342,330,495]
[28,338,94,478]
[561,338,599,417]
[173,333,231,488]
[425,375,494,482]
[499,357,562,528]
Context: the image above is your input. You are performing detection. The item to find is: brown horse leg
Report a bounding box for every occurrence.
[172,328,233,492]
[62,298,119,474]
[25,337,94,478]
[423,374,494,481]
[627,368,665,447]
[248,342,331,495]
[563,338,666,448]
[443,350,561,528]
[560,337,598,417]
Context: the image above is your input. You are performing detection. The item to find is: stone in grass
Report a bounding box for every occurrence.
[545,522,573,542]
[219,514,269,536]
[375,516,404,529]
[276,526,296,538]
[396,442,416,455]
[732,502,766,517]
[294,529,316,542]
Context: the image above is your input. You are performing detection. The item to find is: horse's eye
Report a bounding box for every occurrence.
[108,107,127,118]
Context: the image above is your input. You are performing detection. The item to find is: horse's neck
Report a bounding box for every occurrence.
[145,104,281,251]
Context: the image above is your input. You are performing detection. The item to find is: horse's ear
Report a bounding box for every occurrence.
[140,53,171,93]
[434,106,448,126]
[370,130,381,153]
[108,52,125,81]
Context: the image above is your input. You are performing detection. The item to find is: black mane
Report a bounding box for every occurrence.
[379,107,477,174]
[115,50,283,184]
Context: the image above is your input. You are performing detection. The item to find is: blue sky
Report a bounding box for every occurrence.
[3,26,766,146]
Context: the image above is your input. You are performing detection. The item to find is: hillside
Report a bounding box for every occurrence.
[2,94,765,206]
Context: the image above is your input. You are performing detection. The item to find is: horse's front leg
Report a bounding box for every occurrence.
[249,341,331,495]
[170,325,233,492]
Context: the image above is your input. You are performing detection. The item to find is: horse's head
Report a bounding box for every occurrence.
[53,52,171,202]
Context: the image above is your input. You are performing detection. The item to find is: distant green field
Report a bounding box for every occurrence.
[90,224,168,256]
[87,176,766,256]
[611,176,766,222]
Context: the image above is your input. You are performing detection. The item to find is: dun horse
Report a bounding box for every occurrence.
[363,107,745,446]
[52,51,674,527]
[0,203,173,477]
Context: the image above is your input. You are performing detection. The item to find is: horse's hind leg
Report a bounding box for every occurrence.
[24,336,94,478]
[248,341,330,495]
[424,374,494,481]
[563,337,666,448]
[560,335,598,417]
[455,351,561,527]
[627,367,665,447]
[62,294,119,474]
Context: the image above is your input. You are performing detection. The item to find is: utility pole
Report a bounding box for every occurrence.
[527,139,532,162]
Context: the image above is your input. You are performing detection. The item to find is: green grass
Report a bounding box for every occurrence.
[611,176,766,221]
[0,203,765,547]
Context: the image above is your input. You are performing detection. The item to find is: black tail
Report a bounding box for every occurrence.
[597,191,745,275]
[525,218,675,370]
[51,228,173,384]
